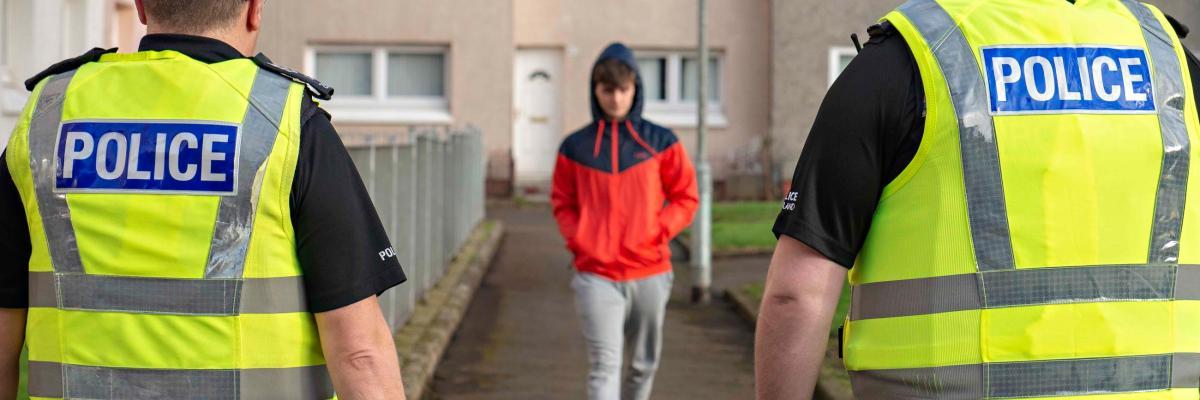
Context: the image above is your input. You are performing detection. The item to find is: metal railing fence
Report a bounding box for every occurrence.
[345,126,486,330]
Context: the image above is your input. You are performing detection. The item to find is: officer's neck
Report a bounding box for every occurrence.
[145,26,257,57]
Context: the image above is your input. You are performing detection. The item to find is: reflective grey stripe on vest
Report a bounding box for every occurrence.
[28,272,307,315]
[205,70,291,279]
[28,71,84,274]
[1124,0,1192,264]
[849,354,1200,399]
[27,361,335,400]
[899,0,1015,271]
[851,264,1200,320]
[25,69,294,315]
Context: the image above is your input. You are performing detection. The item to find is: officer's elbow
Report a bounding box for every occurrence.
[766,292,802,307]
[313,296,406,397]
[334,348,390,374]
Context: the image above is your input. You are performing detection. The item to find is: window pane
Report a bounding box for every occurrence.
[316,52,373,96]
[637,57,666,101]
[387,53,444,97]
[681,57,719,102]
[838,53,855,74]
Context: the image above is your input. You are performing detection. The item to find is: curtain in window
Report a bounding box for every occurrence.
[388,53,444,97]
[637,58,666,101]
[681,57,719,101]
[316,52,372,96]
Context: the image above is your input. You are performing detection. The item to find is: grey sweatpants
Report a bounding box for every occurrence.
[571,270,674,400]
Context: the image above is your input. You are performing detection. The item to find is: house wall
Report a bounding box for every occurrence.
[257,0,515,185]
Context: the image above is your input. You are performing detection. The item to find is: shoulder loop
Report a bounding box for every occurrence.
[866,21,896,45]
[867,21,895,38]
[25,47,116,91]
[252,53,334,101]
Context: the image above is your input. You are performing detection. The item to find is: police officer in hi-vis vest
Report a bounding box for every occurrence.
[757,0,1200,398]
[0,1,408,398]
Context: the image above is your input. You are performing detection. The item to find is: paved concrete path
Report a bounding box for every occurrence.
[429,205,770,400]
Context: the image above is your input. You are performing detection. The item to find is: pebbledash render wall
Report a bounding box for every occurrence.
[257,0,771,198]
[257,0,515,190]
[257,0,1200,198]
[770,0,1200,188]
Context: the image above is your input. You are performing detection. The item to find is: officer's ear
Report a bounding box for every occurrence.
[134,0,148,26]
[246,0,264,33]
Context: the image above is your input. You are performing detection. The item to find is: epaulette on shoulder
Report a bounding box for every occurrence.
[25,47,116,91]
[865,21,897,46]
[867,21,895,39]
[252,53,334,101]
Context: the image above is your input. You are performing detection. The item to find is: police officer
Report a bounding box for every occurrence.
[0,1,408,398]
[756,0,1200,398]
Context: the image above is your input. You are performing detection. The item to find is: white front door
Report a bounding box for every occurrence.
[513,48,563,196]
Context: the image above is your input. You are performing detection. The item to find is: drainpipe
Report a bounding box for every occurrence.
[691,0,713,304]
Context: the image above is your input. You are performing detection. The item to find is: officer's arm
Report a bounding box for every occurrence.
[0,309,24,400]
[755,236,846,400]
[314,296,406,400]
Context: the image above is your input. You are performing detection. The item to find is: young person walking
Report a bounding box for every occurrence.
[551,42,699,400]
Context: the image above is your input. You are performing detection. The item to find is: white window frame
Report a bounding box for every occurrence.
[636,50,727,128]
[62,0,81,58]
[828,46,858,88]
[0,0,10,73]
[0,0,20,120]
[60,0,105,59]
[0,0,9,72]
[305,45,452,124]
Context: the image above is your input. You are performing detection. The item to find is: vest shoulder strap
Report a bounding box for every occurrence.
[24,47,116,91]
[251,53,334,101]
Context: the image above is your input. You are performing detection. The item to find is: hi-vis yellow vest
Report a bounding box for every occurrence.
[846,0,1200,398]
[6,50,333,399]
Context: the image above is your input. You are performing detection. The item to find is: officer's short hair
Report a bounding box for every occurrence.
[141,0,250,34]
[592,59,636,88]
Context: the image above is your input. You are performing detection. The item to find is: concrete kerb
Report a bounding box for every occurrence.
[725,285,760,324]
[394,220,504,400]
[724,287,852,400]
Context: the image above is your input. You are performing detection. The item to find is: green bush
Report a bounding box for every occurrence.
[688,201,781,252]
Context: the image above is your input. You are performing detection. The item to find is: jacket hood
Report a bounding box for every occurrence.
[590,42,644,122]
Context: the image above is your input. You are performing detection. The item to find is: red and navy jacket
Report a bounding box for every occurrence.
[551,43,699,282]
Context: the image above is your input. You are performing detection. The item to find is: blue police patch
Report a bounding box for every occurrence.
[982,46,1155,115]
[54,120,241,195]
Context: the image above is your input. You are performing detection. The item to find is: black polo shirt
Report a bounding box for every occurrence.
[773,21,1200,268]
[0,34,406,313]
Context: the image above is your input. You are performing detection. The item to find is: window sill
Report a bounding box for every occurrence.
[643,107,729,129]
[321,103,453,125]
